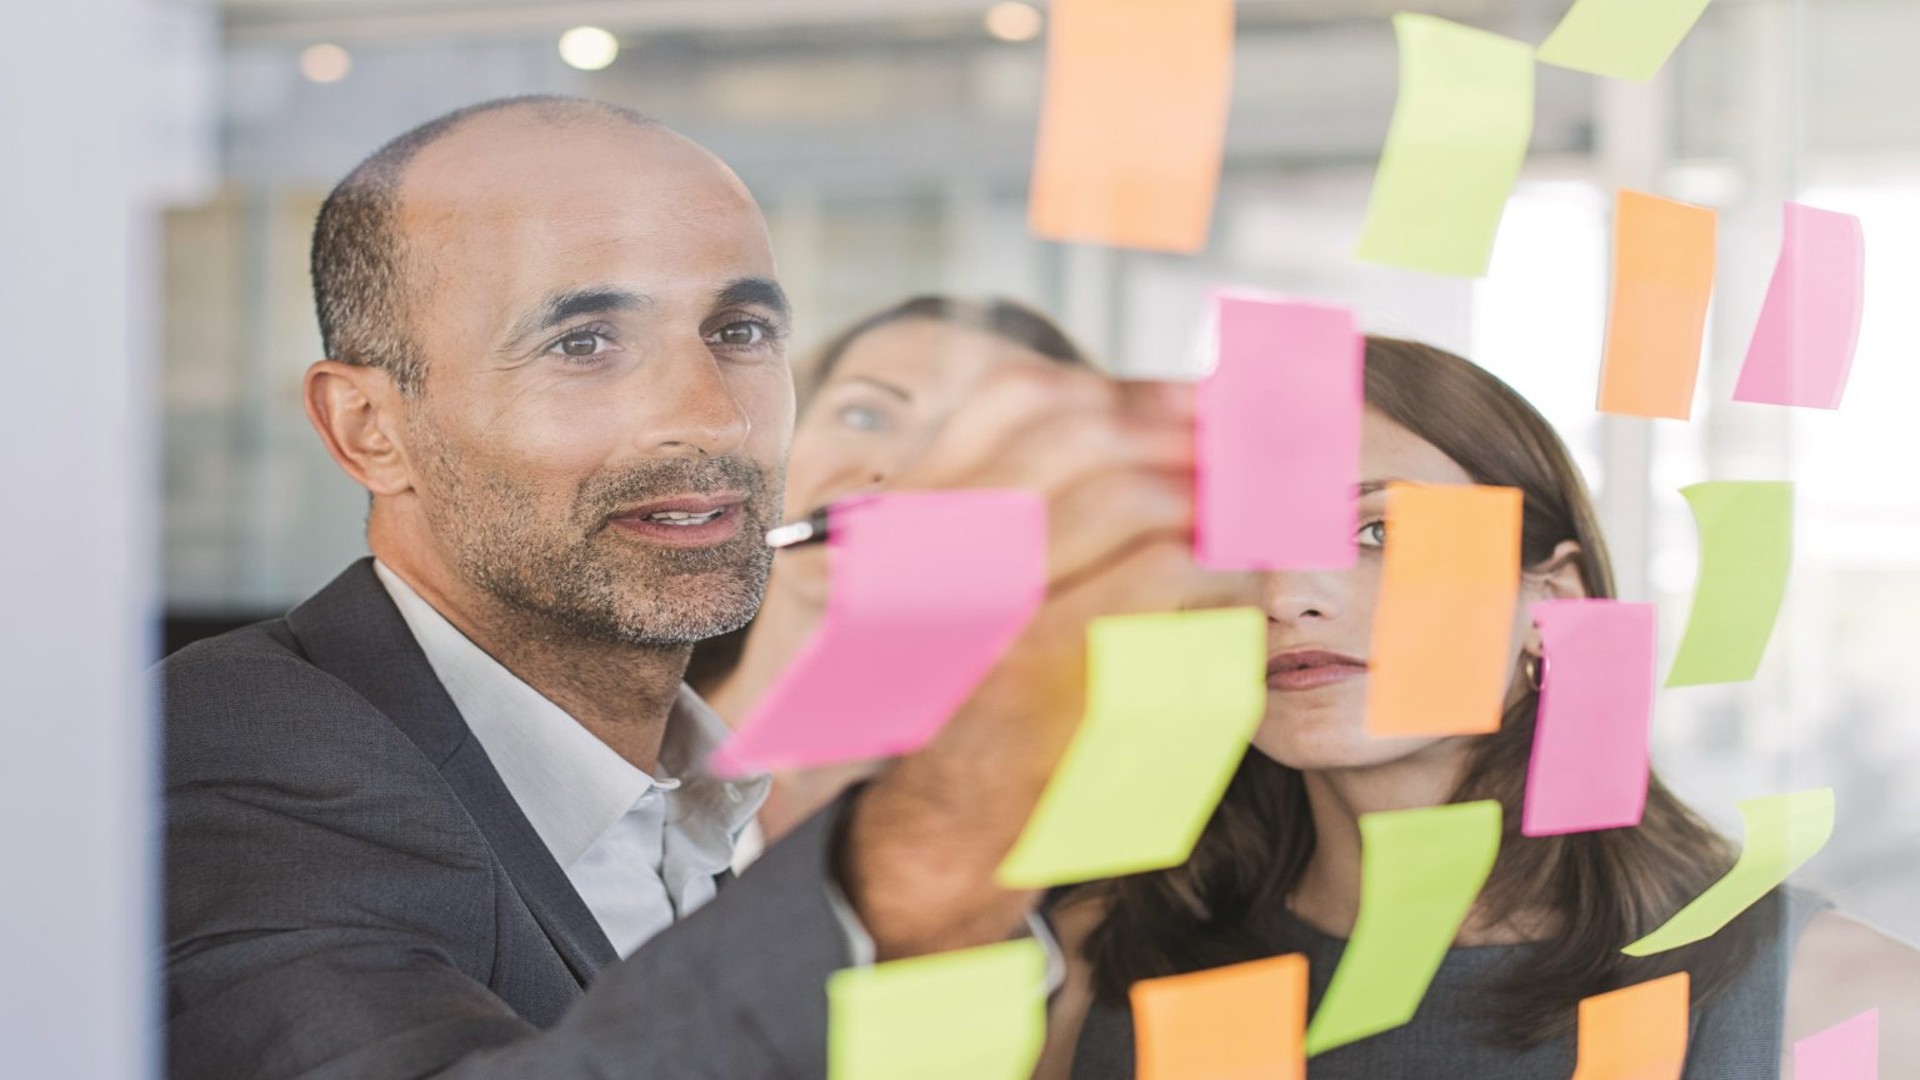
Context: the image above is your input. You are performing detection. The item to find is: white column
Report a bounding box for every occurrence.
[0,0,157,1076]
[1592,70,1670,603]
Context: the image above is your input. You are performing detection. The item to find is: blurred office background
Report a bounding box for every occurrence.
[146,0,1920,956]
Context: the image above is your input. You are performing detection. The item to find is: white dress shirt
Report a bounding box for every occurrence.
[374,561,768,958]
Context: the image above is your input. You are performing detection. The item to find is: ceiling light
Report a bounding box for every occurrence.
[559,26,620,72]
[984,2,1043,43]
[299,43,352,84]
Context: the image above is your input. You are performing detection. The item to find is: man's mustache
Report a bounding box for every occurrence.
[576,457,774,529]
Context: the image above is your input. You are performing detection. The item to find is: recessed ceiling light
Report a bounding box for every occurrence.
[299,43,353,84]
[559,26,620,72]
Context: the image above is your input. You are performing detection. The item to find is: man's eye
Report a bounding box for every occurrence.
[712,321,767,347]
[1358,520,1387,548]
[553,331,609,358]
[837,404,889,433]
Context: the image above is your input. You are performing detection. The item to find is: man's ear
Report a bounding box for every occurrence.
[1518,539,1589,656]
[304,360,414,497]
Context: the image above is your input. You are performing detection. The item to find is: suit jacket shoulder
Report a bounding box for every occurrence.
[163,560,853,1080]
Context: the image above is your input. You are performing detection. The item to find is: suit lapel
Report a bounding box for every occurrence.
[285,558,619,986]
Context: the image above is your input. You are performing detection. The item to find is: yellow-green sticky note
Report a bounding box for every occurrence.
[996,608,1266,889]
[1666,481,1794,687]
[827,939,1047,1080]
[1352,14,1536,278]
[1537,0,1716,83]
[1305,800,1501,1056]
[1623,788,1834,957]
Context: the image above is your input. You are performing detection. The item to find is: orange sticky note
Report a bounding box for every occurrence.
[1027,0,1234,253]
[1132,954,1306,1080]
[1597,190,1719,419]
[1365,484,1522,737]
[1571,972,1690,1080]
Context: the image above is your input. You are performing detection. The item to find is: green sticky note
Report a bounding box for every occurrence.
[1623,788,1834,956]
[1352,14,1536,278]
[1305,800,1501,1056]
[827,940,1046,1080]
[1537,0,1716,83]
[995,608,1267,889]
[1666,481,1794,687]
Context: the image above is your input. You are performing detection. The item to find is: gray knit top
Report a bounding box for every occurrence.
[1069,887,1827,1080]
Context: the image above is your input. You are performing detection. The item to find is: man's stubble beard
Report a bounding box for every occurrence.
[412,414,783,649]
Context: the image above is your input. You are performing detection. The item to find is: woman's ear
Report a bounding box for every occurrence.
[1517,540,1588,658]
[1529,539,1589,603]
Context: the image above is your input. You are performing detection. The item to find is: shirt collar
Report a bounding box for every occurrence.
[373,560,768,869]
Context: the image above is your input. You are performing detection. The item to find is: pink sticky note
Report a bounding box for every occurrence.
[1732,202,1866,410]
[1794,1009,1879,1080]
[1196,293,1363,570]
[1521,599,1657,837]
[709,491,1046,776]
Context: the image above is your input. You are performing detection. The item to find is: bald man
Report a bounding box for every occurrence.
[162,96,1209,1078]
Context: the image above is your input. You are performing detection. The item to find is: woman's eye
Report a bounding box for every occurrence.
[711,321,767,347]
[1358,520,1387,548]
[552,331,610,358]
[836,403,889,433]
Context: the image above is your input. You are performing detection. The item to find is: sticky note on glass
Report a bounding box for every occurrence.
[1596,190,1718,420]
[1523,600,1657,837]
[1196,294,1363,570]
[1305,800,1501,1056]
[1366,484,1523,737]
[1537,0,1716,82]
[1665,481,1793,688]
[827,939,1046,1080]
[711,491,1045,775]
[1795,1009,1879,1080]
[1623,787,1834,956]
[1732,202,1867,410]
[1027,0,1234,253]
[997,608,1266,889]
[1571,972,1690,1080]
[1353,15,1535,278]
[1134,953,1307,1080]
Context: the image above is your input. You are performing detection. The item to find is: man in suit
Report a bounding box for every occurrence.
[164,96,1207,1078]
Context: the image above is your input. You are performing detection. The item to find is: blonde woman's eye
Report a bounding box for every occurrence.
[837,403,889,432]
[1358,520,1387,548]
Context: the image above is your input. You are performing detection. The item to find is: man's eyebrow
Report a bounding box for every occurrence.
[503,286,652,350]
[713,277,791,320]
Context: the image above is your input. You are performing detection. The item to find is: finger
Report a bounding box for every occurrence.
[907,363,1117,481]
[1043,466,1193,589]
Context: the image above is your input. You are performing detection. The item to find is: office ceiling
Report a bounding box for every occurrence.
[217,0,1534,45]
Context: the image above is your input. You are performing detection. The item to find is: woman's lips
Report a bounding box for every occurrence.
[1266,649,1369,691]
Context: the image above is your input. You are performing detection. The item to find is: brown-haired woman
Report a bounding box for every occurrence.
[689,295,1092,843]
[1039,338,1920,1077]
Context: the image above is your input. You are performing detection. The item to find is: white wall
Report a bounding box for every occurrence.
[0,0,157,1074]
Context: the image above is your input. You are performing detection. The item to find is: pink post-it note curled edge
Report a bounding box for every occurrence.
[1733,201,1866,410]
[1794,1008,1878,1080]
[710,491,1046,776]
[1196,292,1363,571]
[1522,600,1657,837]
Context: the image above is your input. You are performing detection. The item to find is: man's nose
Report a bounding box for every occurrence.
[641,349,752,459]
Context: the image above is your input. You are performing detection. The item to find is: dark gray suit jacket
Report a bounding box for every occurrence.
[164,559,852,1079]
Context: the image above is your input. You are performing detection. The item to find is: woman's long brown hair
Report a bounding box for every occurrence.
[1083,337,1771,1046]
